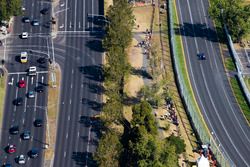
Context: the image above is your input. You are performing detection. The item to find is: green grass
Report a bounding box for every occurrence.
[0,76,6,128]
[230,77,250,122]
[225,57,236,71]
[244,77,250,91]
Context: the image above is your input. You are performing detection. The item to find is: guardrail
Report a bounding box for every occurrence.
[168,0,234,166]
[223,25,250,106]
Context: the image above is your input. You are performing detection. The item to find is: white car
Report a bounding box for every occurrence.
[21,32,28,39]
[28,66,37,76]
[20,52,28,63]
[17,154,26,164]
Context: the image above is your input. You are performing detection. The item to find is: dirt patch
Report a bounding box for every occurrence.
[133,6,153,33]
[44,64,61,166]
[104,0,113,15]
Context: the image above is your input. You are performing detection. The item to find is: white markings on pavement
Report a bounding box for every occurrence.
[72,69,74,74]
[71,84,73,89]
[8,71,48,75]
[41,76,44,83]
[60,3,65,7]
[31,77,34,85]
[85,126,92,165]
[81,84,83,88]
[69,99,72,104]
[79,22,81,28]
[77,131,80,137]
[59,24,64,29]
[69,21,72,28]
[74,0,78,31]
[68,115,70,121]
[14,74,20,112]
[21,77,24,80]
[22,119,25,124]
[32,2,34,7]
[65,0,68,31]
[3,38,6,61]
[66,133,68,139]
[8,77,14,85]
[64,151,66,157]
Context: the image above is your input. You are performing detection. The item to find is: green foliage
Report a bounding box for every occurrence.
[94,131,123,167]
[0,0,21,21]
[167,134,186,154]
[208,0,250,41]
[131,101,157,135]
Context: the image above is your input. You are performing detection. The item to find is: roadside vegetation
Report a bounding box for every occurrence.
[0,0,22,21]
[94,0,186,166]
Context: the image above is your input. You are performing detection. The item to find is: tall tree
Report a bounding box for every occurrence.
[0,0,8,21]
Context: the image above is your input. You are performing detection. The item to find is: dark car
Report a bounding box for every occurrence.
[9,126,19,135]
[13,97,23,106]
[35,86,44,93]
[22,130,31,140]
[28,148,39,158]
[22,17,30,23]
[37,57,46,64]
[34,119,43,127]
[40,8,49,15]
[198,53,206,60]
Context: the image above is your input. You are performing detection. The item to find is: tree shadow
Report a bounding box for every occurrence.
[174,22,219,43]
[122,93,141,106]
[79,65,104,82]
[88,100,103,111]
[131,67,153,79]
[88,84,105,95]
[80,136,99,146]
[71,151,97,167]
[85,40,104,52]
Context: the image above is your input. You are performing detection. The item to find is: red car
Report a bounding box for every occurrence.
[18,80,26,88]
[7,144,16,153]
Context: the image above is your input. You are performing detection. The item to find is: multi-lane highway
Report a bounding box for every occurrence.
[176,0,250,166]
[0,0,52,166]
[52,0,104,166]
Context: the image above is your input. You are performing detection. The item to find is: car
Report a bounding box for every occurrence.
[22,17,30,23]
[20,52,28,63]
[34,119,43,127]
[32,19,39,26]
[18,80,26,88]
[37,57,46,64]
[3,163,12,167]
[21,32,28,39]
[198,53,206,60]
[22,130,31,140]
[40,8,49,15]
[35,85,44,93]
[9,126,19,135]
[13,97,23,106]
[27,91,35,98]
[28,148,39,158]
[16,155,26,164]
[6,144,16,154]
[28,66,37,76]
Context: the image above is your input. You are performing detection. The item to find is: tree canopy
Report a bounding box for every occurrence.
[208,0,250,41]
[0,0,21,21]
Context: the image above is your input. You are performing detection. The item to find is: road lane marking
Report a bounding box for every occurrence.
[31,77,34,84]
[69,99,72,104]
[72,69,74,74]
[65,0,68,31]
[22,119,25,124]
[14,74,20,112]
[74,0,77,31]
[3,38,6,61]
[69,21,72,28]
[60,3,65,7]
[68,115,70,121]
[85,126,92,165]
[8,71,48,75]
[41,76,44,83]
[64,151,66,157]
[66,133,68,139]
[83,0,85,29]
[34,74,39,112]
[79,21,81,28]
[78,131,80,137]
[71,84,73,89]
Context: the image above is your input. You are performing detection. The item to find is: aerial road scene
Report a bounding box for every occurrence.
[0,0,249,166]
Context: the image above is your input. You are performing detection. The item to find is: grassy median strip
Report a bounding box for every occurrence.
[0,75,6,129]
[231,77,250,122]
[45,65,61,164]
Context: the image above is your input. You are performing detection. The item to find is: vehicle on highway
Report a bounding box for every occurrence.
[32,19,39,26]
[18,80,26,88]
[13,97,23,106]
[34,119,43,127]
[16,155,26,164]
[28,66,37,76]
[22,17,30,23]
[35,85,44,93]
[40,8,49,15]
[20,52,28,63]
[198,53,206,60]
[28,148,39,158]
[27,91,35,98]
[37,57,46,64]
[21,32,28,39]
[22,130,31,140]
[9,126,19,135]
[6,144,16,154]
[3,163,12,167]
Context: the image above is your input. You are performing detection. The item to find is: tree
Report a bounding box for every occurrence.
[167,134,186,154]
[208,0,250,41]
[94,131,123,167]
[0,0,8,21]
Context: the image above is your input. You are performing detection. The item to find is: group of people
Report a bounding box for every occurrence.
[136,28,152,57]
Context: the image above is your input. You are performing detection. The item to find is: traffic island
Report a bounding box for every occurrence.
[44,64,61,167]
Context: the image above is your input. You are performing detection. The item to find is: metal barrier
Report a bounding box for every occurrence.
[168,0,235,166]
[224,25,250,105]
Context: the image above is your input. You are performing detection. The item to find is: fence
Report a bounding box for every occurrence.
[224,25,250,106]
[167,0,235,166]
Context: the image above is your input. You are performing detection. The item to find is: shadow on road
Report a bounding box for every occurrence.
[85,40,104,52]
[79,65,104,82]
[174,22,219,42]
[71,152,97,167]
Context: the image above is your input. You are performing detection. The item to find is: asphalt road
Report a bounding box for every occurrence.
[53,0,104,166]
[176,0,250,166]
[0,0,52,166]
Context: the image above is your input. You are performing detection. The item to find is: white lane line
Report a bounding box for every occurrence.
[3,38,6,61]
[77,131,80,137]
[34,74,39,112]
[85,126,92,165]
[21,77,24,80]
[91,0,94,31]
[78,21,81,28]
[83,0,85,29]
[46,36,50,59]
[14,74,20,112]
[69,21,72,28]
[64,151,66,157]
[74,0,78,31]
[22,119,25,124]
[23,76,29,115]
[68,115,70,121]
[66,133,68,139]
[71,84,73,89]
[31,77,34,85]
[81,84,83,88]
[65,0,68,31]
[72,69,74,74]
[69,99,72,104]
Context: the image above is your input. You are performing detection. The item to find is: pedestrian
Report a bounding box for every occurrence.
[137,24,140,29]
